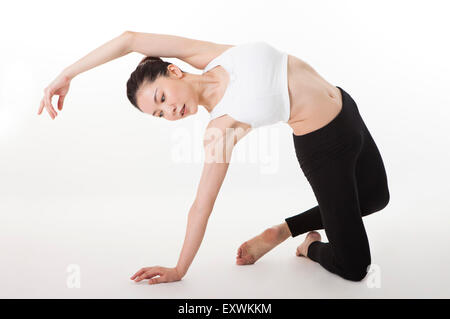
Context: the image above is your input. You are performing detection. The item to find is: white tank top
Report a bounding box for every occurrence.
[202,41,291,128]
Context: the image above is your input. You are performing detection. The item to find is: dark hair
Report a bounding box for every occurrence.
[126,56,185,112]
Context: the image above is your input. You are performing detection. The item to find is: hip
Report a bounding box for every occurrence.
[292,86,367,176]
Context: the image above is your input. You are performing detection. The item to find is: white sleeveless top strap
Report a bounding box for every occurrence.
[202,41,291,128]
[202,47,237,120]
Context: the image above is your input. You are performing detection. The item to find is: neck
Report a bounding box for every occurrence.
[187,71,221,114]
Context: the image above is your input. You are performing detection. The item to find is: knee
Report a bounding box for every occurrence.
[374,186,390,212]
[362,185,390,216]
[341,262,371,282]
[379,186,390,210]
[340,254,372,282]
[342,267,369,282]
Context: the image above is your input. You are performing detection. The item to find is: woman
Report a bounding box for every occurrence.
[38,31,390,284]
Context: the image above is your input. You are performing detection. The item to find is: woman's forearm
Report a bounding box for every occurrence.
[61,31,134,80]
[175,202,213,278]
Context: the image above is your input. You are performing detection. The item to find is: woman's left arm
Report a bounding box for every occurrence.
[130,120,252,285]
[130,139,233,285]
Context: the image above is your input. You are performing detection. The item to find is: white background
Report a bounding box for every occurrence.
[1,0,449,298]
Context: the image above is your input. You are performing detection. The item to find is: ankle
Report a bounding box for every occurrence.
[275,222,291,242]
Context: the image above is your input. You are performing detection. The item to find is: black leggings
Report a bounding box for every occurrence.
[284,86,390,282]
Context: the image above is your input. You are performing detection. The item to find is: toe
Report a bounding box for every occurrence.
[239,241,249,255]
[296,245,305,257]
[236,257,250,265]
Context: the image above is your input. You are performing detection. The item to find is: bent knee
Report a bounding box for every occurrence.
[342,268,369,282]
[362,186,390,216]
[379,186,390,210]
[374,187,390,212]
[340,256,372,282]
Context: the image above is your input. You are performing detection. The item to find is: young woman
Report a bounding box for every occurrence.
[38,31,390,284]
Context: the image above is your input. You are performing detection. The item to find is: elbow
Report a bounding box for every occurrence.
[122,31,135,53]
[122,30,135,40]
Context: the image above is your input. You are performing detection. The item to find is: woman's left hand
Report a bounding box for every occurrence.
[130,266,182,285]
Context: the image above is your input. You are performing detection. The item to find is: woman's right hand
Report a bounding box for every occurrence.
[38,73,72,119]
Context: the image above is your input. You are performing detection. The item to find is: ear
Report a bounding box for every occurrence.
[168,64,184,78]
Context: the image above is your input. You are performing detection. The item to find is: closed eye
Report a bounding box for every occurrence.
[156,93,165,118]
[159,93,165,117]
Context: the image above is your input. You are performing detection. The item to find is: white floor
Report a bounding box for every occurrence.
[2,184,449,298]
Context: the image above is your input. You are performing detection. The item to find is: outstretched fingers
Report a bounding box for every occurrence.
[131,267,163,282]
[130,268,147,281]
[138,270,162,282]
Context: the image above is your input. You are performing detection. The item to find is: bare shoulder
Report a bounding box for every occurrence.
[203,115,252,146]
[183,42,235,70]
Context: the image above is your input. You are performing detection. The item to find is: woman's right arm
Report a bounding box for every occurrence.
[38,31,134,119]
[62,31,134,80]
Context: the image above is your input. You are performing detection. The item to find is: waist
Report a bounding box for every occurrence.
[292,86,364,151]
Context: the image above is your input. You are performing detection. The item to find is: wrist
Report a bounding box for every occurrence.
[175,265,186,279]
[60,67,76,81]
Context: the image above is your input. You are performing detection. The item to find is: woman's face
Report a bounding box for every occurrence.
[136,66,198,120]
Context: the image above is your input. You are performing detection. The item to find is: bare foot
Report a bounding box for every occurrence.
[236,224,289,265]
[296,231,321,258]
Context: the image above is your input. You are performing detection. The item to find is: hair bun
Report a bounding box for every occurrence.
[139,56,162,66]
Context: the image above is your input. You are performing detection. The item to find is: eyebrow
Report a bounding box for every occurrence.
[152,88,158,116]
